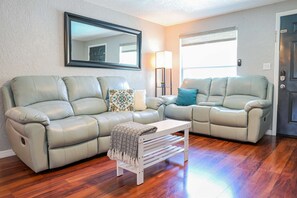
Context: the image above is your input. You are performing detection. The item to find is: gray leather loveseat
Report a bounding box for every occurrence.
[2,76,164,172]
[162,76,273,143]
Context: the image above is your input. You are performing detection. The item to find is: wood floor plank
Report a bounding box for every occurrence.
[269,173,297,198]
[237,169,280,197]
[259,138,296,174]
[1,135,297,198]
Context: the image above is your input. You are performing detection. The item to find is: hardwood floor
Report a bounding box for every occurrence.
[1,134,297,198]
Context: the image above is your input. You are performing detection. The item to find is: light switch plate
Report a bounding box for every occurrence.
[263,63,271,70]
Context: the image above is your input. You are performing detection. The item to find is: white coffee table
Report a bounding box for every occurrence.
[116,119,191,185]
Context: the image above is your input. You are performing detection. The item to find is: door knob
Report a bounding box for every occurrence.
[280,84,286,89]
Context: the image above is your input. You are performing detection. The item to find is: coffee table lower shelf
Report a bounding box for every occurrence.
[116,120,190,185]
[117,144,184,172]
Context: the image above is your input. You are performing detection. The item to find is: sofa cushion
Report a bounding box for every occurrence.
[91,112,133,137]
[11,76,74,120]
[47,116,99,149]
[27,101,74,120]
[49,139,98,169]
[164,104,193,121]
[207,77,227,105]
[63,76,107,115]
[226,76,268,98]
[210,107,247,127]
[193,106,211,122]
[98,76,130,100]
[223,95,261,110]
[181,78,211,104]
[192,106,212,135]
[146,97,164,110]
[63,76,103,101]
[98,136,111,154]
[11,76,68,106]
[223,76,268,109]
[210,124,247,141]
[71,98,107,116]
[133,109,160,124]
[176,88,198,106]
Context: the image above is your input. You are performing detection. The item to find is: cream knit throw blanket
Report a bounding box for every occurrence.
[107,121,157,166]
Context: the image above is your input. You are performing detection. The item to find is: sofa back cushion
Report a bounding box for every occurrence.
[98,76,130,100]
[207,78,227,105]
[181,78,211,104]
[11,76,74,120]
[223,76,268,109]
[63,76,107,115]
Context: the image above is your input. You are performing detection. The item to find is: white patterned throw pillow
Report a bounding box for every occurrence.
[109,89,134,112]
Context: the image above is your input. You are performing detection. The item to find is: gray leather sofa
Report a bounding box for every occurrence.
[162,76,273,143]
[2,76,164,172]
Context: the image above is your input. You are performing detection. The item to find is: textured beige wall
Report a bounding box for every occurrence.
[165,0,297,94]
[0,0,165,151]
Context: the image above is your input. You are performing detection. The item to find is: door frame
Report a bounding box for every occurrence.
[272,9,297,136]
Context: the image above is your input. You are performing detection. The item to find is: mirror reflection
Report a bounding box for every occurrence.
[71,21,137,65]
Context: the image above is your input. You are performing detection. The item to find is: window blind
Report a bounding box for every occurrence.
[120,43,137,53]
[180,27,237,47]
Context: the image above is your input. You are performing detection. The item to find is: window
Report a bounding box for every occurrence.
[119,43,137,65]
[180,28,237,80]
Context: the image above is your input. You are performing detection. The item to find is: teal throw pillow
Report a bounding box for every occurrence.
[176,88,198,106]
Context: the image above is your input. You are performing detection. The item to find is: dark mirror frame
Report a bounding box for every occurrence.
[64,12,142,70]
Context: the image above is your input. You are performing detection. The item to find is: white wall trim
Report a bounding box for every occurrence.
[273,9,297,136]
[0,149,15,159]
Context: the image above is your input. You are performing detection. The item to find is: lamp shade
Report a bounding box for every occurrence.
[155,51,172,68]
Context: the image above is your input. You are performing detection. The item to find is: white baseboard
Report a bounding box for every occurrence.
[265,129,273,136]
[0,149,15,159]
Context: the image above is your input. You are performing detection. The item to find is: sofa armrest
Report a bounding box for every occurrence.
[244,100,272,112]
[5,107,50,126]
[146,97,164,110]
[160,95,177,105]
[6,119,48,172]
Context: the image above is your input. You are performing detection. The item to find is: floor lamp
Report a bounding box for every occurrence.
[155,51,172,97]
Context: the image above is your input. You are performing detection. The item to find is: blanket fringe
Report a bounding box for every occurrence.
[107,149,139,167]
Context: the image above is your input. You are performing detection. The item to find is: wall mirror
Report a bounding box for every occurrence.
[64,12,142,70]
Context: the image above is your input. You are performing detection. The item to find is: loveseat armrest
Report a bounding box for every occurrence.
[5,107,50,126]
[146,97,164,110]
[244,100,272,112]
[160,95,177,105]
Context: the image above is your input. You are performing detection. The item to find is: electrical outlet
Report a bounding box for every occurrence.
[263,63,271,70]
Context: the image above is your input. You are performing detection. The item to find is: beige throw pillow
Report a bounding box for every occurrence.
[134,90,147,111]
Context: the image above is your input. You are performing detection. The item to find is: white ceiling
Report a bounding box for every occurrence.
[85,0,287,26]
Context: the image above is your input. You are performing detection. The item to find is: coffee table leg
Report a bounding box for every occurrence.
[137,170,144,185]
[184,128,189,162]
[137,139,144,185]
[116,161,123,176]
